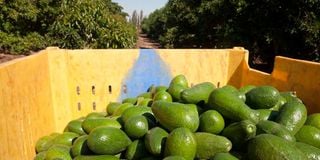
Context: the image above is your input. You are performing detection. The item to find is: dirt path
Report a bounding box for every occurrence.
[0,53,25,64]
[0,33,160,64]
[136,33,161,49]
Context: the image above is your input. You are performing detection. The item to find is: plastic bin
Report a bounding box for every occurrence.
[1,47,320,159]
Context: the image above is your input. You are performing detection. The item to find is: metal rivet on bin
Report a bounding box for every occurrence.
[76,86,80,95]
[123,84,127,94]
[92,85,95,95]
[77,102,81,111]
[93,102,96,110]
[108,85,112,94]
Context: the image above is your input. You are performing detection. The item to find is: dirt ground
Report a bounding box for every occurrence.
[136,33,161,49]
[0,33,161,64]
[0,53,25,64]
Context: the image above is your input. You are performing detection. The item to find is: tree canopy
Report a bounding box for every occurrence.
[0,0,136,54]
[142,0,320,70]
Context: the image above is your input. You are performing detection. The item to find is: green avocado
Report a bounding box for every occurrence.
[163,156,186,160]
[153,91,173,102]
[296,142,320,160]
[73,155,119,160]
[221,120,256,150]
[208,88,259,124]
[211,152,239,160]
[276,101,307,134]
[82,117,121,134]
[181,82,216,104]
[167,84,187,102]
[256,120,295,142]
[87,126,131,155]
[106,102,121,115]
[164,128,196,160]
[245,86,281,109]
[295,125,320,148]
[126,139,149,160]
[121,106,152,123]
[151,101,199,132]
[170,75,189,88]
[195,132,232,159]
[71,135,93,157]
[45,144,72,160]
[144,127,169,156]
[247,134,307,160]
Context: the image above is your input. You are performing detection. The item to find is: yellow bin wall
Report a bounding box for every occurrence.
[0,47,320,159]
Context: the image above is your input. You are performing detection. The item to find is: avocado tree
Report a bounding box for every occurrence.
[142,0,320,70]
[0,0,137,54]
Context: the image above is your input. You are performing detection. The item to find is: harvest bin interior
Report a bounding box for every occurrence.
[1,47,320,159]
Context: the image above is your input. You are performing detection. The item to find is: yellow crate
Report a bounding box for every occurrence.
[0,47,319,159]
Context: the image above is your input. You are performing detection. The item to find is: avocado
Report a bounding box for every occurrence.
[153,91,173,102]
[276,101,307,134]
[86,112,107,119]
[151,101,199,132]
[35,135,55,153]
[71,135,93,157]
[256,109,278,121]
[221,120,256,150]
[82,117,121,134]
[211,152,239,160]
[52,132,79,147]
[126,139,149,160]
[199,110,225,134]
[124,115,149,139]
[136,97,153,106]
[195,132,232,159]
[295,125,320,148]
[247,134,307,160]
[296,142,320,160]
[138,92,153,99]
[245,86,281,109]
[180,82,216,104]
[269,96,287,111]
[155,86,168,93]
[280,91,303,103]
[45,144,72,160]
[221,85,238,93]
[170,75,188,88]
[208,88,259,124]
[164,128,196,160]
[112,103,134,116]
[167,84,187,102]
[239,85,256,94]
[34,151,47,160]
[163,156,186,160]
[140,157,162,160]
[122,98,138,104]
[305,113,320,130]
[66,119,86,135]
[87,126,131,155]
[221,85,245,102]
[121,106,152,123]
[106,102,121,115]
[144,127,169,156]
[256,120,295,142]
[73,155,119,160]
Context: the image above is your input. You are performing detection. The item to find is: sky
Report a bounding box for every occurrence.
[112,0,168,17]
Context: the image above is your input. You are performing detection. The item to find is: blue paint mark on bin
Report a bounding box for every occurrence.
[119,49,172,100]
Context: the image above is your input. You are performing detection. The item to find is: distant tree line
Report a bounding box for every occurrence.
[130,10,144,30]
[142,0,320,71]
[0,0,137,54]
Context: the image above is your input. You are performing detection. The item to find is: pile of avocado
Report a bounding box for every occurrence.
[35,75,320,160]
